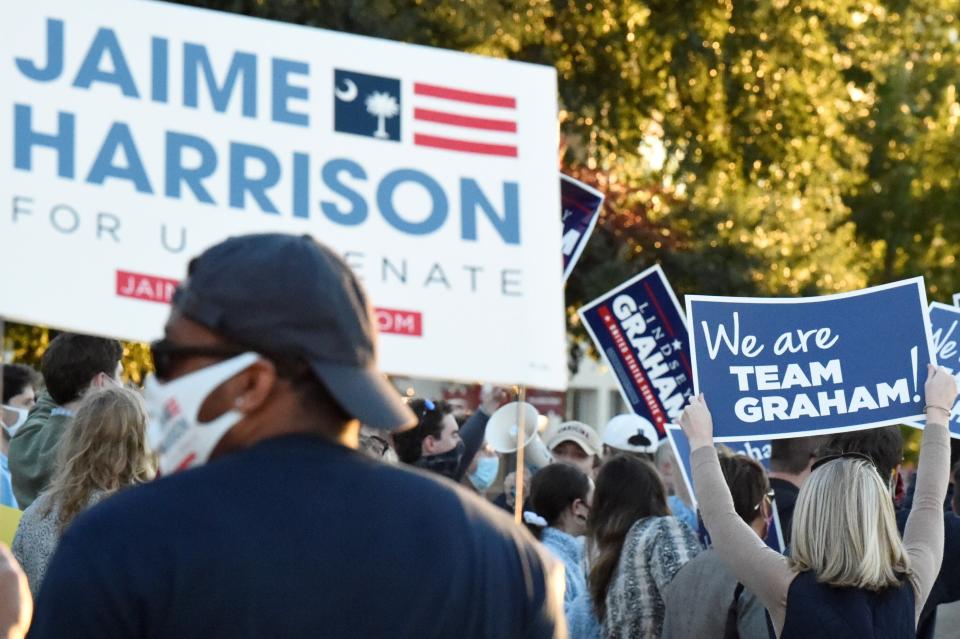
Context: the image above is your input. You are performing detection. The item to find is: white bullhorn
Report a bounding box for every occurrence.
[485,402,554,472]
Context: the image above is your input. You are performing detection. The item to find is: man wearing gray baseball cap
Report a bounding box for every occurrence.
[29,234,565,639]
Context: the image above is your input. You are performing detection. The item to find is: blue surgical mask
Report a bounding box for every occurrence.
[469,455,500,492]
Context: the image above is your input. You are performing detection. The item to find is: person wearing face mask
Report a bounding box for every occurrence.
[523,463,594,626]
[393,399,463,477]
[28,234,565,639]
[662,452,772,639]
[545,421,602,478]
[8,335,122,509]
[393,387,505,482]
[1,365,41,510]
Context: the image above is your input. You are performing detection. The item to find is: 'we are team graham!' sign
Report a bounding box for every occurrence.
[687,278,935,441]
[908,302,960,438]
[0,0,566,389]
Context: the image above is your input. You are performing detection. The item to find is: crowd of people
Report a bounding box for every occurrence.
[0,232,959,639]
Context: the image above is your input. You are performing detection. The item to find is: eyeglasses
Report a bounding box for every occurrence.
[811,451,877,473]
[754,489,776,511]
[150,339,248,381]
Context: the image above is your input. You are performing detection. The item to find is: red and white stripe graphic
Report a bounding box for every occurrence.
[412,82,518,158]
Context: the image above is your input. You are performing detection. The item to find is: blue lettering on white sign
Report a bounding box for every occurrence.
[11,18,521,245]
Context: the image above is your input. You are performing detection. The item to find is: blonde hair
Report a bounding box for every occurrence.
[43,386,156,530]
[788,458,910,590]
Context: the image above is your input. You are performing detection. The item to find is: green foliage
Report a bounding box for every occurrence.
[3,322,153,385]
[7,0,960,401]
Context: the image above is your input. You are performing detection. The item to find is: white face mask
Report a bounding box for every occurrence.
[144,352,260,475]
[1,405,29,437]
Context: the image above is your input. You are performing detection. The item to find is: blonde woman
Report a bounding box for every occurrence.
[679,364,957,638]
[12,386,155,596]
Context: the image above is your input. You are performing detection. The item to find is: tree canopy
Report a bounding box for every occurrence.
[6,0,960,396]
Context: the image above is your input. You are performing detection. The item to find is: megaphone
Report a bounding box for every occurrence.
[485,402,554,473]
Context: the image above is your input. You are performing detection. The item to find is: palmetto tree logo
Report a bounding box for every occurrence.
[365,91,400,139]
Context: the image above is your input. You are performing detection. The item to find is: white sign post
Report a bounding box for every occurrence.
[0,0,566,389]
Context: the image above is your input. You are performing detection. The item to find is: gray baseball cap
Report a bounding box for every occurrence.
[172,233,415,431]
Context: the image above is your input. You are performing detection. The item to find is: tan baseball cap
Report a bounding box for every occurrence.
[545,421,602,456]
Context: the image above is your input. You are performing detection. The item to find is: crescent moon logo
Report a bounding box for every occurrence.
[335,79,358,102]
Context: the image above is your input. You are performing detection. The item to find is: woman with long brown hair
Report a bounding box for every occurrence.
[12,386,155,596]
[573,453,701,638]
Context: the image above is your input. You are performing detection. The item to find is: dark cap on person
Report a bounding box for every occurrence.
[171,233,415,432]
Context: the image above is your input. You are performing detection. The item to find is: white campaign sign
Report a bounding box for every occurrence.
[0,0,566,389]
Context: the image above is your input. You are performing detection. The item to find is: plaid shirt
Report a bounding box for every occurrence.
[603,516,701,639]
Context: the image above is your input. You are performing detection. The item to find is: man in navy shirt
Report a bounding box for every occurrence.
[28,234,565,639]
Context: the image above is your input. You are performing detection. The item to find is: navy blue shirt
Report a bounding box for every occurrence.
[781,571,914,639]
[28,435,562,639]
[896,484,960,639]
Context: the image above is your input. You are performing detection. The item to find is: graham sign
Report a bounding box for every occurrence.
[0,0,567,389]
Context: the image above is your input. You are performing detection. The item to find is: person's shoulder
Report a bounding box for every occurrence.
[383,463,551,552]
[630,514,675,536]
[634,515,698,548]
[770,477,799,499]
[17,492,52,523]
[63,479,162,535]
[8,396,54,446]
[376,461,521,531]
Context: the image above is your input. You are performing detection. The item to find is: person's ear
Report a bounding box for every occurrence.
[91,371,117,390]
[422,435,439,455]
[572,498,589,522]
[228,359,278,415]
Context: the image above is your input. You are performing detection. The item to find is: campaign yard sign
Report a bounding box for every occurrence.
[729,439,771,469]
[0,0,566,389]
[560,174,603,282]
[665,425,785,553]
[578,265,693,436]
[907,302,960,438]
[687,278,934,441]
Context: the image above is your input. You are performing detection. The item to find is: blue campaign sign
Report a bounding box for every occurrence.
[687,278,934,442]
[578,265,693,436]
[665,426,785,553]
[561,175,604,282]
[732,440,771,469]
[906,302,960,438]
